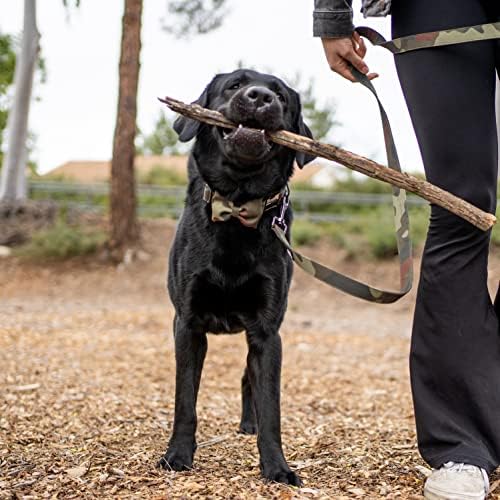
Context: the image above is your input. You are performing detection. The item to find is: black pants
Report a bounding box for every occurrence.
[392,0,500,473]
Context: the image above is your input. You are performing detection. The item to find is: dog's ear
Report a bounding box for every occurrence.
[173,85,210,142]
[290,90,317,168]
[295,114,316,168]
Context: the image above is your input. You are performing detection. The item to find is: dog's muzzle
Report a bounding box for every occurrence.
[221,125,272,160]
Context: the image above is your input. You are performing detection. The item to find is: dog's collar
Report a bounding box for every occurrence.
[203,184,289,229]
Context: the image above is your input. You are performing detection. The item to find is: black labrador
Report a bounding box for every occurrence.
[158,69,316,485]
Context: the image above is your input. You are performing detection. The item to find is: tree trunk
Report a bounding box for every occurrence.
[109,0,142,257]
[0,0,39,201]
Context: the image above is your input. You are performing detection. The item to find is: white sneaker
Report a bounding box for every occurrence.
[424,462,490,500]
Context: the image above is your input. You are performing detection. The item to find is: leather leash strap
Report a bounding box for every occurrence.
[273,22,500,304]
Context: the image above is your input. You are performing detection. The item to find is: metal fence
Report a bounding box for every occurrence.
[29,180,428,222]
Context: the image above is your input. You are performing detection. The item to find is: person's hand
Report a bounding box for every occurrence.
[321,32,379,82]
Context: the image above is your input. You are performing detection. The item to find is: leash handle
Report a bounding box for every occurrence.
[357,22,500,54]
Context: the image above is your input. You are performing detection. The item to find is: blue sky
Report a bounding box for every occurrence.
[1,1,423,174]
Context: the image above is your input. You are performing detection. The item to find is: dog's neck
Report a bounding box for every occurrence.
[190,144,294,205]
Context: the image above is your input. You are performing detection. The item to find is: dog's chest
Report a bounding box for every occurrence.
[190,268,266,325]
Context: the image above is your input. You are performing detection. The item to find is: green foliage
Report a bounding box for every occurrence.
[0,31,46,171]
[164,0,228,38]
[0,34,16,94]
[289,205,430,260]
[138,165,186,186]
[15,219,106,260]
[0,32,16,166]
[366,215,398,259]
[287,74,340,143]
[291,219,323,246]
[140,111,184,156]
[298,80,339,142]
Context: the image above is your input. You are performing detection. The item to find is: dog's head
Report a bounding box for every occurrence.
[174,69,316,179]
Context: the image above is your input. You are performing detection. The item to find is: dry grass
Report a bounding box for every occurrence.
[2,219,500,499]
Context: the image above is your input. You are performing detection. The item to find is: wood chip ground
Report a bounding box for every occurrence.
[2,219,500,499]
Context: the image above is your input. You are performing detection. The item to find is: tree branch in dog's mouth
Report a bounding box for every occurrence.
[158,96,496,231]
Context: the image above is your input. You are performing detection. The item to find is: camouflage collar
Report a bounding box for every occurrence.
[203,184,288,229]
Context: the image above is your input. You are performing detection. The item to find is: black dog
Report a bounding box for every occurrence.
[158,69,315,485]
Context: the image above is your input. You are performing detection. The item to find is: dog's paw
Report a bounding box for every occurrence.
[262,466,302,486]
[157,447,193,472]
[238,420,257,435]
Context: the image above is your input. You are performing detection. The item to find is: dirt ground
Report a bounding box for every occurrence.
[2,219,500,499]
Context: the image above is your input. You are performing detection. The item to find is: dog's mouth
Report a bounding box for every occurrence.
[217,125,274,164]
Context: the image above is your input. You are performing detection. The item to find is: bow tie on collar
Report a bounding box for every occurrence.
[203,184,288,229]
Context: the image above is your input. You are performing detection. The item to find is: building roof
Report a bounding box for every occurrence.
[46,155,332,185]
[46,156,189,183]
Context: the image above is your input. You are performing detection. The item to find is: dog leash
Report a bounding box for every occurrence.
[272,21,500,304]
[356,22,500,55]
[272,66,412,304]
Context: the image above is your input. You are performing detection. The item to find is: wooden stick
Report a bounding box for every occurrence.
[159,96,496,231]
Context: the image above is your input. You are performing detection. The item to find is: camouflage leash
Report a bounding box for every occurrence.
[273,21,500,303]
[272,67,412,304]
[356,22,500,55]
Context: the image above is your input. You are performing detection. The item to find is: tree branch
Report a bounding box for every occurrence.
[159,96,496,231]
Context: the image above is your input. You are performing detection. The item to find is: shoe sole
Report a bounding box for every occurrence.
[424,485,486,500]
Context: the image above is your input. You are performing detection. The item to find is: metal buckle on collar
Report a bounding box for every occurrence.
[203,184,213,203]
[271,185,290,233]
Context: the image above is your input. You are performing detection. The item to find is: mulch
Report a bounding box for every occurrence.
[2,219,500,499]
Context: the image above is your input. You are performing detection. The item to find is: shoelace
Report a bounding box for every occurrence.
[443,462,490,493]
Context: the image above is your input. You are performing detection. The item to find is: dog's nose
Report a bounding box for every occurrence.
[243,86,276,109]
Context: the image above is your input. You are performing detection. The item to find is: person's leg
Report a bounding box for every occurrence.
[392,0,500,473]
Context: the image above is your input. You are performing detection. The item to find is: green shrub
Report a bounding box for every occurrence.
[363,206,429,259]
[15,221,106,260]
[408,207,430,246]
[291,220,323,246]
[366,217,398,259]
[321,222,347,246]
[289,205,430,259]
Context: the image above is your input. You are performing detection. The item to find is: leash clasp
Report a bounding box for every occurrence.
[271,185,290,233]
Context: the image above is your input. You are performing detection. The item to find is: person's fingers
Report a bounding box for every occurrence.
[321,37,376,82]
[353,33,367,58]
[333,59,358,82]
[344,49,369,75]
[351,32,362,54]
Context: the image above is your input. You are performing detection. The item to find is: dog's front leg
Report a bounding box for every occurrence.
[159,317,207,472]
[239,367,257,434]
[246,330,302,486]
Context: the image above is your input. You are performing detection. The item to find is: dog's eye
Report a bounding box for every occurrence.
[276,92,286,103]
[228,82,241,90]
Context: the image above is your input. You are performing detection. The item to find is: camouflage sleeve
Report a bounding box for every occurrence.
[313,0,354,38]
[360,0,391,18]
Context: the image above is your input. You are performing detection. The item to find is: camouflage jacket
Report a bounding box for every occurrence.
[313,0,391,38]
